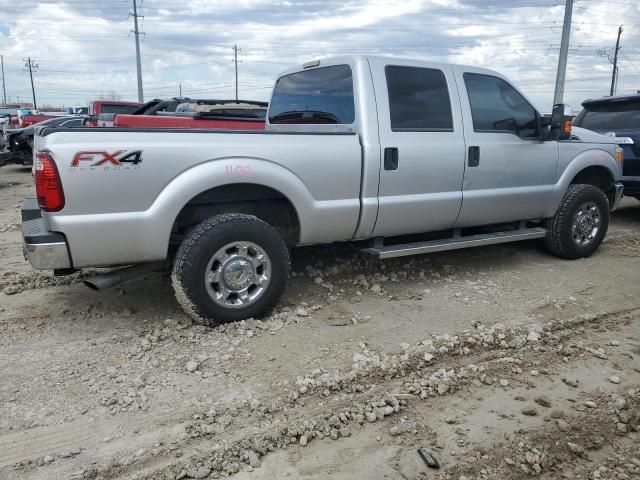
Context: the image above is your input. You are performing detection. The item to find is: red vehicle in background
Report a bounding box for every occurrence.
[113,99,267,130]
[114,115,265,129]
[11,114,57,128]
[86,100,142,127]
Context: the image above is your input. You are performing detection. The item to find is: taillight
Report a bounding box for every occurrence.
[35,151,65,212]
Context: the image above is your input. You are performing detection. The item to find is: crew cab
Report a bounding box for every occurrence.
[23,56,624,325]
[573,94,640,200]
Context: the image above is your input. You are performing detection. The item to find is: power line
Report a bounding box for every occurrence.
[553,0,573,105]
[130,0,144,102]
[620,53,640,75]
[233,45,242,102]
[0,2,567,12]
[610,25,623,96]
[1,55,6,107]
[23,57,38,109]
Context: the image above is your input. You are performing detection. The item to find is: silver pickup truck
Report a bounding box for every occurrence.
[23,55,624,325]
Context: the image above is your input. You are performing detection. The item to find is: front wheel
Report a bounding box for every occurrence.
[544,184,610,259]
[172,214,290,326]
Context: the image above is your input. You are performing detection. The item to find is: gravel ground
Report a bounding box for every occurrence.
[1,164,639,480]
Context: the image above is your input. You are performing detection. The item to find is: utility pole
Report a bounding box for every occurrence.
[233,44,240,102]
[130,0,144,102]
[1,55,6,107]
[553,0,573,106]
[610,25,623,96]
[24,57,38,110]
[179,84,182,98]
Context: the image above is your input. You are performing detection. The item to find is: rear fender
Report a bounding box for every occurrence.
[151,157,315,245]
[49,158,321,267]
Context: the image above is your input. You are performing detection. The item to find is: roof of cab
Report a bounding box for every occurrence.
[276,55,500,79]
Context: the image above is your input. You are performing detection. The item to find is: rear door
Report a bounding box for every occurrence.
[369,58,466,237]
[453,67,558,227]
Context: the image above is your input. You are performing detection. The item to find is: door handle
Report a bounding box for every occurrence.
[384,147,399,170]
[468,146,480,167]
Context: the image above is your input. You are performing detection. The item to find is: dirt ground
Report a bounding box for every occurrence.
[1,164,639,480]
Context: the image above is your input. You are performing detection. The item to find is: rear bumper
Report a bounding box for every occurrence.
[21,198,72,269]
[611,182,624,211]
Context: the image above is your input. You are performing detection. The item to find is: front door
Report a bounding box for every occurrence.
[370,58,466,237]
[453,67,559,227]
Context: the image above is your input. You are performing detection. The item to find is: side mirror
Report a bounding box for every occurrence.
[550,103,573,140]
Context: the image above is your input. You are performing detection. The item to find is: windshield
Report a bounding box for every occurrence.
[577,102,640,131]
[269,64,355,124]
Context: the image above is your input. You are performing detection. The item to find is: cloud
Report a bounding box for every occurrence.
[0,0,638,110]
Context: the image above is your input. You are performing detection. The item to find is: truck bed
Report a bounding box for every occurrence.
[35,126,363,267]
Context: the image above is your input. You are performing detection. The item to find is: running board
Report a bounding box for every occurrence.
[362,227,547,260]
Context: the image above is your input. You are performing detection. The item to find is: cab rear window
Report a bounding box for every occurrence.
[269,65,355,125]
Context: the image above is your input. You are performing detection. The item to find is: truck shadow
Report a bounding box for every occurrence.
[611,199,640,226]
[29,200,637,330]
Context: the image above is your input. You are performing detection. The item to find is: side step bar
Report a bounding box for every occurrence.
[362,227,547,260]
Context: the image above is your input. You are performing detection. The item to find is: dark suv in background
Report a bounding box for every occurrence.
[574,94,640,201]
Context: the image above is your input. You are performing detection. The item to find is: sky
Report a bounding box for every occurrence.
[0,0,638,112]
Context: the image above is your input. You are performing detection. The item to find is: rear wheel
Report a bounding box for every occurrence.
[544,184,610,259]
[172,214,290,326]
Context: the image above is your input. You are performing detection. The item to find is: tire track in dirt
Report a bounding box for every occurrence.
[0,422,97,468]
[58,306,639,480]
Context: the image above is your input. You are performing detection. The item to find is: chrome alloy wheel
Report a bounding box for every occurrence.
[205,241,271,308]
[571,201,601,247]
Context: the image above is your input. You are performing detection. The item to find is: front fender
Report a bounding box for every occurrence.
[547,147,620,216]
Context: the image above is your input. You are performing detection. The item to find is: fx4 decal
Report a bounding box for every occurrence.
[71,150,143,167]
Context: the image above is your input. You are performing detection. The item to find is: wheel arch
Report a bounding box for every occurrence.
[570,165,614,191]
[549,149,620,215]
[171,183,301,247]
[146,158,313,256]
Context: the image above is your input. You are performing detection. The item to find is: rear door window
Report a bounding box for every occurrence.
[269,65,355,124]
[385,66,453,131]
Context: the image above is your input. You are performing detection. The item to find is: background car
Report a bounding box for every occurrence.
[85,100,142,127]
[7,116,86,166]
[0,114,10,167]
[112,98,267,129]
[573,94,640,200]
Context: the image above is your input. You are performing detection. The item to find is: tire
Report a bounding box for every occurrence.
[172,214,290,326]
[544,184,610,259]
